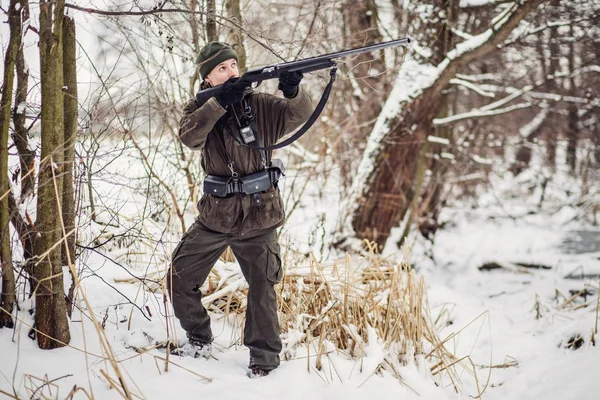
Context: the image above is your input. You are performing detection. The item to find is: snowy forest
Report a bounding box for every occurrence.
[1,0,599,399]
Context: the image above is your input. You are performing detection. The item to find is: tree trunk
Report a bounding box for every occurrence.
[349,0,548,250]
[511,109,548,176]
[594,39,600,168]
[566,20,578,173]
[0,0,23,329]
[342,0,385,94]
[415,0,459,239]
[34,0,70,349]
[225,0,246,73]
[336,0,388,186]
[12,0,34,201]
[62,15,78,317]
[545,0,561,170]
[206,0,217,42]
[187,0,202,93]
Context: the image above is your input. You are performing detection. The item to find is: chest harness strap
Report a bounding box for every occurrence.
[203,99,285,198]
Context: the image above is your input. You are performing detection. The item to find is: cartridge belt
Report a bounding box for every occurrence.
[203,159,285,198]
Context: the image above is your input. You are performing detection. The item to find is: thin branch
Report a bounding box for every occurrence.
[435,64,600,126]
[449,78,496,98]
[64,3,288,62]
[434,102,532,126]
[503,17,596,48]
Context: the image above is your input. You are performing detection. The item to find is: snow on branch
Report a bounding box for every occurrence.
[427,136,451,145]
[449,78,496,98]
[435,64,599,126]
[504,18,594,47]
[455,73,500,82]
[437,0,547,77]
[519,108,548,138]
[460,0,509,8]
[346,0,547,231]
[451,28,474,41]
[433,102,532,126]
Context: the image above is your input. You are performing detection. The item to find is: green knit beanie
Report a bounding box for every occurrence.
[196,42,238,79]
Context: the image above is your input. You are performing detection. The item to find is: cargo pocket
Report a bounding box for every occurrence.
[255,189,285,231]
[266,241,283,284]
[199,195,239,233]
[171,230,191,262]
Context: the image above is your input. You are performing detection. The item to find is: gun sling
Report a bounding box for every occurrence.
[225,67,337,151]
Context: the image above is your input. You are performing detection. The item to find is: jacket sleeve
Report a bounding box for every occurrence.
[179,97,226,151]
[258,87,314,143]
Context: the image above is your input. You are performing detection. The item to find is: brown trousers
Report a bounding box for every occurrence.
[168,221,283,369]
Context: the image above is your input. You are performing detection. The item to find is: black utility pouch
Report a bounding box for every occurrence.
[268,159,286,183]
[203,175,232,197]
[269,159,285,175]
[241,170,272,194]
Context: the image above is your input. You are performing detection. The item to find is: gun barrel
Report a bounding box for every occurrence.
[195,37,411,102]
[294,37,411,66]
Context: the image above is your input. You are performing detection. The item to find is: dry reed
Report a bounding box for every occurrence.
[154,241,464,391]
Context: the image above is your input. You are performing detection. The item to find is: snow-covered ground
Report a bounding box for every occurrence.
[411,165,600,399]
[1,138,599,399]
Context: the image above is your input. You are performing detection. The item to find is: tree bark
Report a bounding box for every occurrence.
[206,0,217,42]
[187,0,202,93]
[350,0,548,250]
[12,0,34,201]
[336,0,388,187]
[545,4,560,170]
[414,0,459,240]
[62,15,78,317]
[0,0,23,329]
[342,0,385,94]
[225,0,246,73]
[34,0,70,349]
[566,20,578,173]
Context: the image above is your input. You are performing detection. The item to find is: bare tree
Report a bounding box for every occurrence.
[225,0,247,73]
[333,0,390,186]
[33,0,71,349]
[0,0,23,329]
[347,0,548,250]
[206,0,217,42]
[11,0,35,201]
[62,15,78,317]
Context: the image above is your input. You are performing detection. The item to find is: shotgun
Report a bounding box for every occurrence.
[197,37,411,150]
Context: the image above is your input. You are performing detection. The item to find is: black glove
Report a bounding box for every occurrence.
[215,76,251,108]
[278,71,303,98]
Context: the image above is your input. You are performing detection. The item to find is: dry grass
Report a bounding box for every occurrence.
[173,241,466,391]
[108,239,490,394]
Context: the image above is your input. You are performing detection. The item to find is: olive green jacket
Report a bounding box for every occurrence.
[179,88,313,237]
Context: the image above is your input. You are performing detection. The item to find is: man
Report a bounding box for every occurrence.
[168,42,313,377]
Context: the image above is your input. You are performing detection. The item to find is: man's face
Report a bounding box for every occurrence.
[205,58,239,86]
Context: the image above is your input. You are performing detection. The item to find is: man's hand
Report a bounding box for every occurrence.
[215,76,252,108]
[278,71,304,99]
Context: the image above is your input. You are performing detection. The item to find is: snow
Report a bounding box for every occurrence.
[460,0,499,7]
[519,108,548,137]
[1,3,599,400]
[427,135,451,145]
[2,133,599,400]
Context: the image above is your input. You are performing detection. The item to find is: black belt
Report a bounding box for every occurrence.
[203,159,285,198]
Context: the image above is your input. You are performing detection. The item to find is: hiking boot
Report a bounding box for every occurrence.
[247,366,274,378]
[168,340,212,359]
